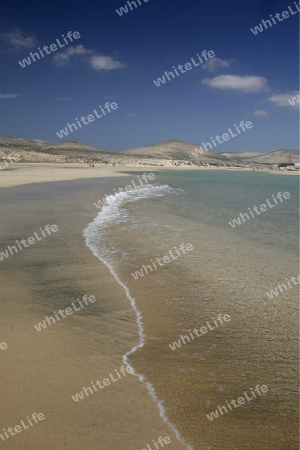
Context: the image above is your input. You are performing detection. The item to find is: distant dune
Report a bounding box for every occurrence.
[121,140,299,163]
[243,149,300,164]
[0,136,299,169]
[120,139,233,163]
[120,139,214,158]
[43,141,109,153]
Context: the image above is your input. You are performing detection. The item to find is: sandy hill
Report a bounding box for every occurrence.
[122,140,299,165]
[0,136,109,154]
[0,136,50,150]
[242,149,299,164]
[0,136,298,168]
[43,141,109,153]
[120,139,226,162]
[0,136,112,165]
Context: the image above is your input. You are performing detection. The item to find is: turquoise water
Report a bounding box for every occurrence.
[84,169,299,449]
[143,170,299,254]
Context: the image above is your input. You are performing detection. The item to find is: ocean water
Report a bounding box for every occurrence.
[83,170,299,450]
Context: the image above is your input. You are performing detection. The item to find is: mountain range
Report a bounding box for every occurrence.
[0,136,299,168]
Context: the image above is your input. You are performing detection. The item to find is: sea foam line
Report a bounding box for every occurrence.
[83,184,193,450]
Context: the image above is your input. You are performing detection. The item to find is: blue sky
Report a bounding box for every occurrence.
[0,0,299,152]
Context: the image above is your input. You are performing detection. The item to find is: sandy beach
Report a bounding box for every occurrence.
[0,163,297,189]
[0,164,298,450]
[0,168,188,450]
[1,0,299,446]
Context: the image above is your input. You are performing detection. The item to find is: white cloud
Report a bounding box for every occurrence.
[268,92,300,108]
[125,113,140,117]
[53,45,93,66]
[202,75,267,92]
[0,93,22,99]
[89,55,125,70]
[1,29,37,49]
[52,53,71,66]
[67,45,92,57]
[253,109,268,116]
[53,45,125,70]
[202,58,233,72]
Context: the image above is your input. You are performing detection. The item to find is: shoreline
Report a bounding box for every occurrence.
[0,176,188,450]
[0,167,298,449]
[0,163,297,189]
[83,214,193,450]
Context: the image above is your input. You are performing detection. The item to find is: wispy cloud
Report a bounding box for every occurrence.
[53,45,125,70]
[66,45,92,57]
[202,58,233,72]
[0,93,23,99]
[89,55,125,70]
[253,109,268,116]
[202,75,267,92]
[52,45,92,66]
[268,92,300,108]
[1,28,37,49]
[125,113,140,117]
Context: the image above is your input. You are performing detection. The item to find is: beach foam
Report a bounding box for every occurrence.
[83,183,192,450]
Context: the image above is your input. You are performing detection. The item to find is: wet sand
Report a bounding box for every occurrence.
[91,194,299,450]
[0,164,298,450]
[0,176,187,450]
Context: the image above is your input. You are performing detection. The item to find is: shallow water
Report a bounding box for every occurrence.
[84,170,299,450]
